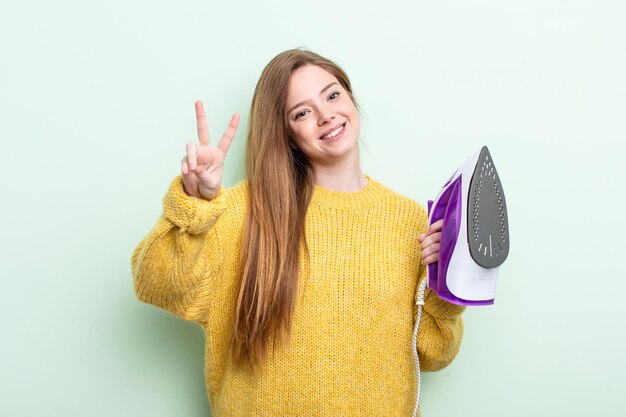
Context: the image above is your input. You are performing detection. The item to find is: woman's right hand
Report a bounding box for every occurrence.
[182,101,240,200]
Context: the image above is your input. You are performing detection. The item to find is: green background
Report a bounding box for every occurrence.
[2,1,624,416]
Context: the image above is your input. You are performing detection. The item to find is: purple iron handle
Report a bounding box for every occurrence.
[426,199,438,291]
[426,176,463,294]
[427,176,492,305]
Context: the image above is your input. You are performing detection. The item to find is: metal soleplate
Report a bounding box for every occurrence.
[467,146,509,268]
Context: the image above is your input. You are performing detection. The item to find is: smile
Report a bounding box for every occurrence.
[320,123,346,141]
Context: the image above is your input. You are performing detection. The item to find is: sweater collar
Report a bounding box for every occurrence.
[309,176,385,210]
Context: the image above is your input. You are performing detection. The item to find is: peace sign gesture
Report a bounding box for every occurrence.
[181,101,240,200]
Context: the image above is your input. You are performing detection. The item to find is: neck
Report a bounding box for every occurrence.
[311,158,367,192]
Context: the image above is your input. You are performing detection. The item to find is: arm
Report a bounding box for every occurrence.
[414,218,466,371]
[131,176,228,322]
[414,266,465,371]
[132,101,240,321]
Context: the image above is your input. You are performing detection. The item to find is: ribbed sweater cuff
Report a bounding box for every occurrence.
[424,288,466,319]
[162,176,227,234]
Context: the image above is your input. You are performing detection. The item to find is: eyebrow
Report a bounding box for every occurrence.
[287,82,339,115]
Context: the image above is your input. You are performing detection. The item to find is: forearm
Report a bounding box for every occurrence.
[131,176,227,321]
[416,287,465,372]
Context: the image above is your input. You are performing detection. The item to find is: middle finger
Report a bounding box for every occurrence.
[421,231,442,247]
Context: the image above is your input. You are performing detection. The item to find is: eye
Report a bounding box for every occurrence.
[295,110,309,120]
[328,91,341,101]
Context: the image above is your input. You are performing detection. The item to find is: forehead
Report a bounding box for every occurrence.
[286,65,339,104]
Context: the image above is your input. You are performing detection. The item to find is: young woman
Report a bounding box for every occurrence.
[132,49,465,416]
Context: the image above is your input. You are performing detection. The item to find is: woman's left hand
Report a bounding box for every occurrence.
[418,219,443,265]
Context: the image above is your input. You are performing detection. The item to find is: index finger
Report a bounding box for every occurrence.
[426,219,444,235]
[195,100,211,146]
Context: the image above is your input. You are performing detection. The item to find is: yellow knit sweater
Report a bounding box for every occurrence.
[132,176,465,416]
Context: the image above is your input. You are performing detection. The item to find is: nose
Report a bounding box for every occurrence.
[317,105,336,126]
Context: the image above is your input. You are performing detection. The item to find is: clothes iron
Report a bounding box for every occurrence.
[426,145,509,305]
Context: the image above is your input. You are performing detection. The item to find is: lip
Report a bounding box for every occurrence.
[319,122,346,140]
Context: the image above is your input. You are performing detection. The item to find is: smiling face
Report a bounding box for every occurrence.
[285,65,361,168]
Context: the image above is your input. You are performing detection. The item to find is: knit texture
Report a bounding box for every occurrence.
[132,176,465,416]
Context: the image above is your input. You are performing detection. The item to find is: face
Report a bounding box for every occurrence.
[285,65,360,167]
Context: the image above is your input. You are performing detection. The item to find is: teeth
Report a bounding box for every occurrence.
[321,124,344,140]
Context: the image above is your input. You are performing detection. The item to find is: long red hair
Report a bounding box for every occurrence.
[231,49,358,371]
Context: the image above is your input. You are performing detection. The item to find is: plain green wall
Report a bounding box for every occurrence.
[2,0,625,416]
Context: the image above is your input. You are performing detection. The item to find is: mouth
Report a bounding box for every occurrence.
[319,123,346,141]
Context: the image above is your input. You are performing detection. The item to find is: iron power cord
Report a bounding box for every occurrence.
[412,276,428,417]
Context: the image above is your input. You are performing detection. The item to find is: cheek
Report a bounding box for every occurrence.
[287,121,300,141]
[350,111,361,136]
[291,123,316,146]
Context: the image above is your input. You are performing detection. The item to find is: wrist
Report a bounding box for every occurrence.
[199,185,221,200]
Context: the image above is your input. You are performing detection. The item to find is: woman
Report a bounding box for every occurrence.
[132,49,464,416]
